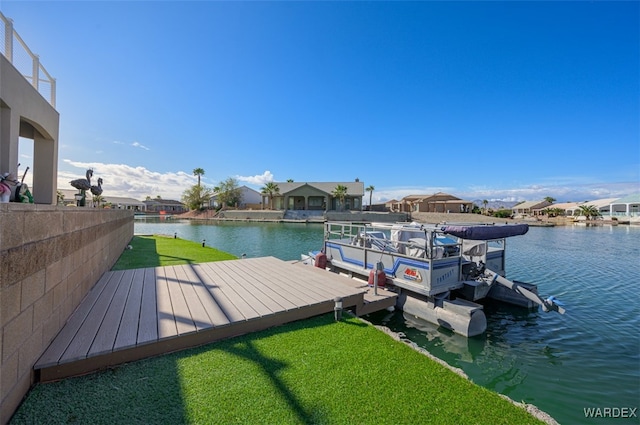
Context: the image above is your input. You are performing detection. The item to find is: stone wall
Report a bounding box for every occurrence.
[325,211,409,223]
[217,210,285,220]
[0,204,133,424]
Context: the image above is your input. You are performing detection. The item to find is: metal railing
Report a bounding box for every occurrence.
[0,11,56,108]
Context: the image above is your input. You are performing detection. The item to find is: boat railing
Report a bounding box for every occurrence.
[324,221,463,261]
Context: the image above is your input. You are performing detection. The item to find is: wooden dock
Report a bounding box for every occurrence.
[35,256,396,382]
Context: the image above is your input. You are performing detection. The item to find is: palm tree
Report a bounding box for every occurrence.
[92,194,105,208]
[261,182,280,209]
[332,185,348,211]
[365,185,375,208]
[482,199,488,215]
[193,168,205,187]
[578,204,600,220]
[544,196,556,204]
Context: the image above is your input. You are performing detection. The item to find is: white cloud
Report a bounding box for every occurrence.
[236,170,274,186]
[373,182,640,204]
[60,160,195,200]
[57,160,639,205]
[131,141,150,151]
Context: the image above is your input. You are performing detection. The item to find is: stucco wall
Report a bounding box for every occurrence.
[1,55,59,205]
[0,204,133,424]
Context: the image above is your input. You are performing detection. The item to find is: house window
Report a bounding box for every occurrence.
[308,196,324,210]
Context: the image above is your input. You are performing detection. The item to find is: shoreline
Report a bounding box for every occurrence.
[166,210,634,226]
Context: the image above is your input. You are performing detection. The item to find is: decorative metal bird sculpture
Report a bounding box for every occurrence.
[90,177,103,197]
[70,169,93,191]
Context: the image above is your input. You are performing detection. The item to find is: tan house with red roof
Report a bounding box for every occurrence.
[391,192,473,213]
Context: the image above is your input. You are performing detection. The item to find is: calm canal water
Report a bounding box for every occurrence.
[135,218,639,425]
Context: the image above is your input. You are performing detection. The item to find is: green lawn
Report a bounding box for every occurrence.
[112,235,237,270]
[11,314,543,424]
[10,235,547,424]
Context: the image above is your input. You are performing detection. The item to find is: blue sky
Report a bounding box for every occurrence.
[2,1,638,203]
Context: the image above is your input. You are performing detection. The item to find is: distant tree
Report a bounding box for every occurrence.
[544,196,556,204]
[492,209,512,218]
[482,199,488,215]
[193,168,205,187]
[578,204,600,220]
[366,185,375,207]
[56,190,65,205]
[216,177,242,208]
[332,184,348,211]
[182,183,213,210]
[261,182,280,210]
[92,194,105,208]
[145,195,152,201]
[543,207,564,217]
[287,179,294,183]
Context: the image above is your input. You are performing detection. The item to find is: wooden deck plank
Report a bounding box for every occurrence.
[191,263,247,323]
[156,267,178,339]
[173,265,214,331]
[137,268,158,344]
[59,271,125,363]
[35,272,114,368]
[216,260,288,313]
[36,257,379,382]
[88,269,135,357]
[221,260,300,311]
[114,268,146,350]
[196,262,262,320]
[238,258,329,305]
[181,264,232,327]
[248,257,362,301]
[164,266,197,336]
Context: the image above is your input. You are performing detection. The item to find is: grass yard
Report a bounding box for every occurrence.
[11,313,544,424]
[112,235,237,270]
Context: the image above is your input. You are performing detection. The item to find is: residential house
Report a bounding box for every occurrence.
[581,198,625,216]
[143,198,187,214]
[263,181,364,211]
[547,202,584,216]
[392,192,473,213]
[384,199,400,212]
[59,189,146,210]
[512,200,552,216]
[604,194,640,218]
[210,185,262,209]
[541,195,639,218]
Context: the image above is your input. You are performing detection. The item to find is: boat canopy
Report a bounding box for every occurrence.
[440,224,529,240]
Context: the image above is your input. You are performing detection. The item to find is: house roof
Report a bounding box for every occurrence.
[549,202,583,210]
[400,192,470,203]
[611,193,640,205]
[512,200,550,210]
[273,182,365,196]
[59,189,145,206]
[143,199,184,206]
[581,198,619,209]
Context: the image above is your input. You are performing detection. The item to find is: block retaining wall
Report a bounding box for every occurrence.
[0,204,133,424]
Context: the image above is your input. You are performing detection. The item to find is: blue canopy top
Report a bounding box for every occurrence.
[440,224,529,240]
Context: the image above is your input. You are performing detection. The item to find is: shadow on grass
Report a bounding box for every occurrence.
[10,314,342,424]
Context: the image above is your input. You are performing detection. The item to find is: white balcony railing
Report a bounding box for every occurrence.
[0,11,56,108]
